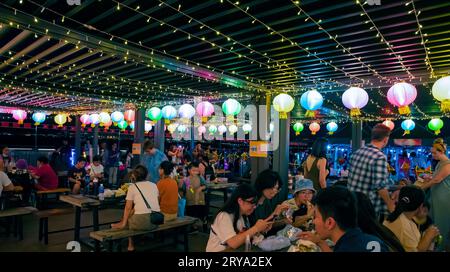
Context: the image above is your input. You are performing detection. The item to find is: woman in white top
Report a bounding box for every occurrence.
[383,186,439,252]
[112,165,160,251]
[206,183,273,252]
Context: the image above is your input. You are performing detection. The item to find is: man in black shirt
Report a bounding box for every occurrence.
[68,157,87,194]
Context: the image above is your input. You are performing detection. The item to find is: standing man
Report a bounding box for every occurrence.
[347,124,395,221]
[142,140,168,183]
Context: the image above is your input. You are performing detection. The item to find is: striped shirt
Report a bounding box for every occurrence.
[347,144,389,215]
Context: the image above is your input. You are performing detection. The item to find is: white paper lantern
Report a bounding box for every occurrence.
[342,87,368,117]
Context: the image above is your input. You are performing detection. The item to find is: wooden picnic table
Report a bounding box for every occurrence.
[205,182,238,212]
[59,195,100,242]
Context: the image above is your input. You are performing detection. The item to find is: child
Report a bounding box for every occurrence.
[181,162,207,230]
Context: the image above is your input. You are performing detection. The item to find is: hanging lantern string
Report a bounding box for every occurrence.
[357,1,414,80]
[409,0,435,79]
[4,1,267,92]
[225,0,371,86]
[0,48,201,101]
[113,0,347,90]
[289,0,389,84]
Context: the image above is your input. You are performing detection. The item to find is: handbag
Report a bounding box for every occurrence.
[134,183,164,225]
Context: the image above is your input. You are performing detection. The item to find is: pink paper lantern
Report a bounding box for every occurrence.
[124,110,135,123]
[196,101,214,122]
[80,114,91,127]
[309,122,320,135]
[12,109,27,125]
[387,82,417,115]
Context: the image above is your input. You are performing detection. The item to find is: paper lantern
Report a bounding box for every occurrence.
[387,82,417,115]
[293,122,304,136]
[103,119,112,129]
[145,120,153,132]
[32,112,46,126]
[177,124,187,133]
[178,104,195,120]
[242,124,252,134]
[326,122,338,135]
[300,90,323,117]
[342,87,368,117]
[117,120,128,131]
[228,124,238,134]
[309,122,320,135]
[54,114,67,127]
[196,101,215,123]
[111,111,124,125]
[273,93,295,119]
[401,119,415,135]
[12,109,27,125]
[432,76,450,113]
[161,105,177,123]
[147,107,162,122]
[79,114,90,128]
[222,99,241,121]
[99,112,111,126]
[198,125,206,136]
[89,113,100,127]
[124,110,135,123]
[382,120,395,131]
[428,118,444,135]
[218,125,227,134]
[168,123,178,134]
[129,121,135,131]
[208,125,218,135]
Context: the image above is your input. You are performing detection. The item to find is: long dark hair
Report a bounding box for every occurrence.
[386,185,425,222]
[311,138,328,158]
[218,183,257,233]
[354,192,405,252]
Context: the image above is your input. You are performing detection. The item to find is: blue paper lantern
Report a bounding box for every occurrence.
[401,119,415,135]
[326,122,338,135]
[300,90,323,117]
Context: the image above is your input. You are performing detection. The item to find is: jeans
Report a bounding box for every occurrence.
[108,167,118,188]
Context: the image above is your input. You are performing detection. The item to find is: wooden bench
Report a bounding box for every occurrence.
[90,216,198,252]
[0,206,37,240]
[35,188,71,209]
[35,208,74,244]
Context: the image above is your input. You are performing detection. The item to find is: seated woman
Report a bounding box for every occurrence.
[282,179,315,230]
[111,165,160,252]
[157,161,178,222]
[206,183,273,252]
[251,169,289,229]
[11,159,33,205]
[354,192,405,252]
[383,185,440,252]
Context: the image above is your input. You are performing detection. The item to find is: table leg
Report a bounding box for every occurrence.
[74,207,81,241]
[184,226,189,252]
[223,189,228,202]
[92,206,100,251]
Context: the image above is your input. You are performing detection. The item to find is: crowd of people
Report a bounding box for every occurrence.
[1,123,449,252]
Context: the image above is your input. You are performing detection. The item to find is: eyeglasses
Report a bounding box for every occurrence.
[271,186,280,192]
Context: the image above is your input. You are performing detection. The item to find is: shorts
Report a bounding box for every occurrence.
[128,213,157,231]
[163,212,177,222]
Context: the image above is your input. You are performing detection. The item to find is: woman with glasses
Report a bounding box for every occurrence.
[206,183,273,252]
[282,179,316,230]
[251,169,289,224]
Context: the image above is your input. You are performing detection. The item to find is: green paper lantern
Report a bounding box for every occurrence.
[209,125,218,134]
[117,120,128,130]
[222,99,242,116]
[293,122,304,135]
[428,118,444,135]
[147,107,162,121]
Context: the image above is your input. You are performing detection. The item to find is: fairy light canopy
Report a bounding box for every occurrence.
[0,0,448,127]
